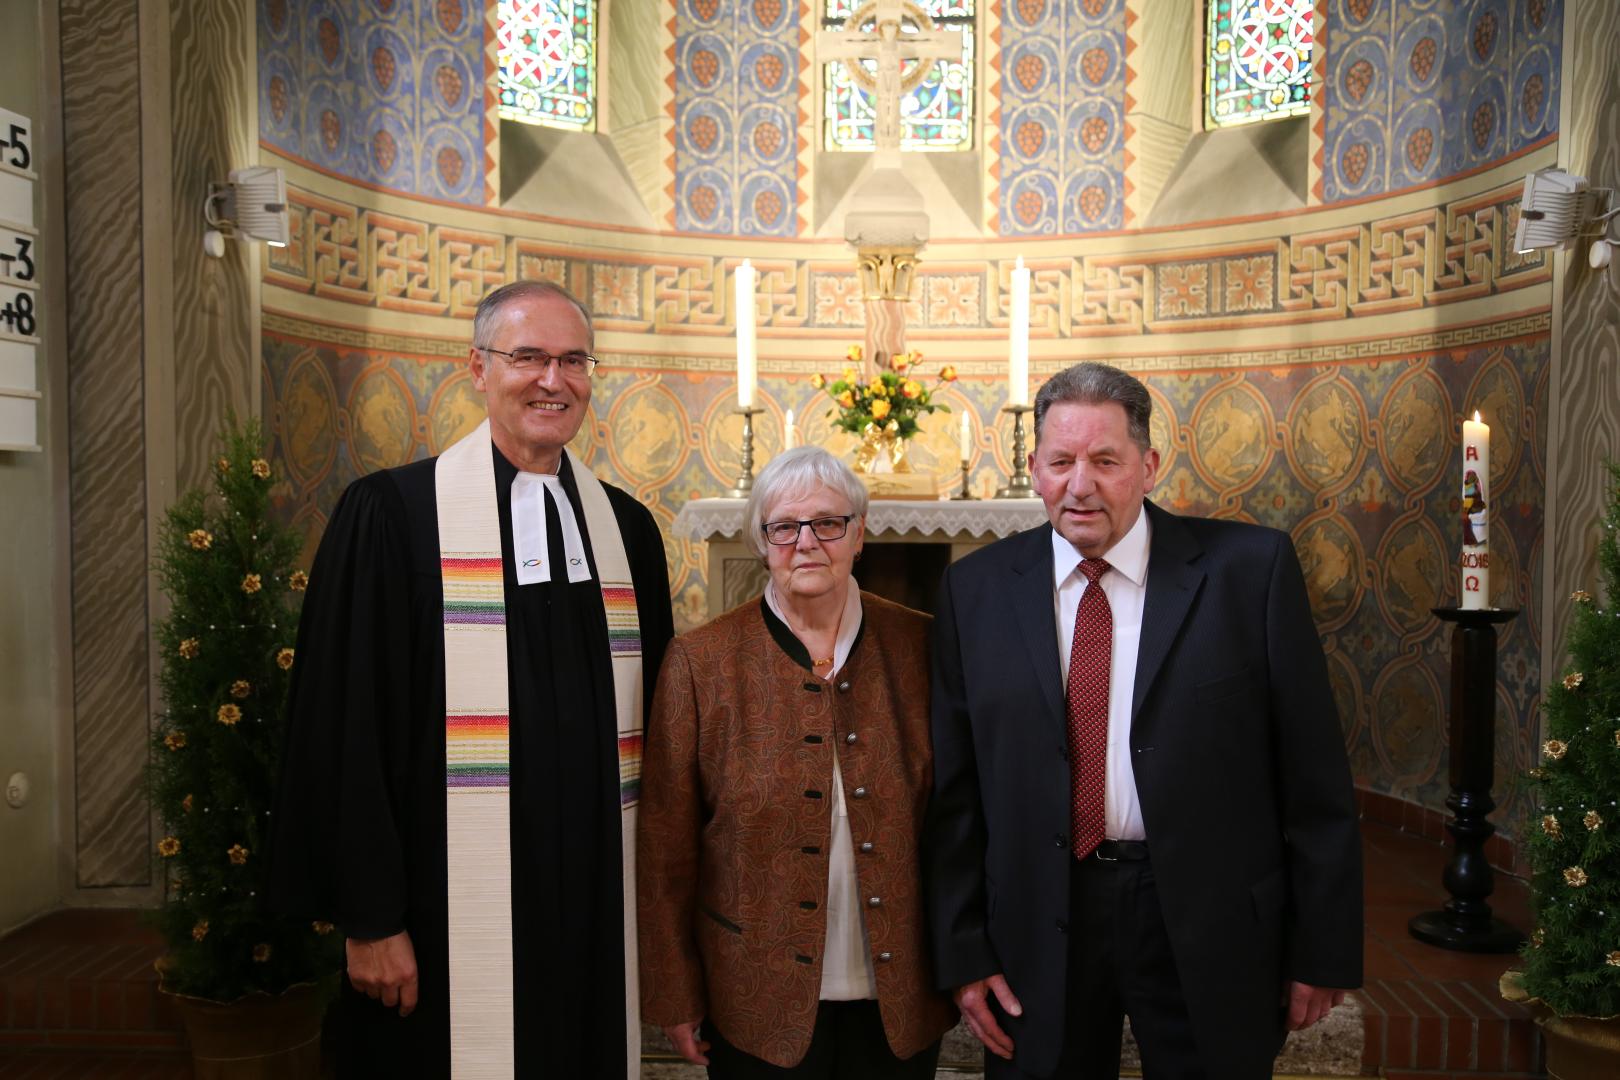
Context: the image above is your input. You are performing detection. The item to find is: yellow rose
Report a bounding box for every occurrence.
[836,390,855,409]
[940,365,958,382]
[846,344,864,363]
[871,399,892,420]
[843,366,859,383]
[810,373,826,390]
[891,352,911,372]
[901,379,922,399]
[868,378,887,397]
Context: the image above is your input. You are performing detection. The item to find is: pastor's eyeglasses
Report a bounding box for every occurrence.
[761,515,855,546]
[480,346,598,378]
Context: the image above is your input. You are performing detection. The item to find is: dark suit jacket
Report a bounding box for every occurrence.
[924,501,1362,1078]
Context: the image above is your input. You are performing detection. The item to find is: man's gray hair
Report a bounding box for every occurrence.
[472,280,595,351]
[743,446,870,559]
[1033,362,1153,451]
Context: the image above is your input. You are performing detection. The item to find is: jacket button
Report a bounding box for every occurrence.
[859,841,874,853]
[1055,919,1068,934]
[867,896,882,908]
[852,786,868,799]
[1054,834,1067,848]
[837,681,851,693]
[877,951,893,962]
[845,732,858,745]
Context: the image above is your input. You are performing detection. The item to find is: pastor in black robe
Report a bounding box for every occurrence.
[268,447,674,1076]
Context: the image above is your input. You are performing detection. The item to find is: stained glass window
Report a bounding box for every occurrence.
[822,0,975,152]
[1205,0,1313,128]
[498,0,597,131]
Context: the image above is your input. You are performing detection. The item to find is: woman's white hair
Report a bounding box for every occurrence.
[743,445,869,559]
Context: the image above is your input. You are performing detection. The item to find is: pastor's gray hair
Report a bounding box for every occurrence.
[1033,362,1152,451]
[472,280,595,351]
[743,445,869,559]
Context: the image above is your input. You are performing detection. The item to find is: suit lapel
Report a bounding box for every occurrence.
[1009,525,1065,727]
[1132,502,1205,719]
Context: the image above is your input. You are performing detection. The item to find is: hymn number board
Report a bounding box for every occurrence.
[0,104,40,453]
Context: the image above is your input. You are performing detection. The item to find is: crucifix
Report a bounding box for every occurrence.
[818,0,963,375]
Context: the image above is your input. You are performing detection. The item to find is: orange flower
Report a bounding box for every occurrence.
[1542,814,1561,838]
[276,648,295,671]
[1571,589,1593,603]
[165,731,187,751]
[836,390,855,409]
[901,379,923,399]
[1585,810,1604,831]
[289,571,309,592]
[939,365,958,382]
[250,458,271,480]
[241,574,262,595]
[230,679,252,699]
[871,399,892,421]
[188,529,212,551]
[215,457,230,474]
[846,344,864,363]
[158,836,181,858]
[228,844,250,866]
[890,352,911,373]
[178,638,200,660]
[217,703,242,726]
[1565,866,1589,888]
[809,373,826,390]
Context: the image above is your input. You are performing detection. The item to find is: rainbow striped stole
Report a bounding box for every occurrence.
[435,420,644,1078]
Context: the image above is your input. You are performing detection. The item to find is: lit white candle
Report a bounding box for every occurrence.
[1008,256,1030,407]
[784,408,796,450]
[735,259,757,408]
[959,410,971,462]
[1460,411,1490,609]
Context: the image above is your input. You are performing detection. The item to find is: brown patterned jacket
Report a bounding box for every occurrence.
[637,591,957,1067]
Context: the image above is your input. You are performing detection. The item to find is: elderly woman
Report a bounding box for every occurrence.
[638,446,955,1078]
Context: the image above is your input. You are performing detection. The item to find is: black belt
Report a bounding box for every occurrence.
[1090,839,1149,862]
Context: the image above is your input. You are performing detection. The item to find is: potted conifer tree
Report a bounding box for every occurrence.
[149,418,340,1078]
[1502,462,1620,1077]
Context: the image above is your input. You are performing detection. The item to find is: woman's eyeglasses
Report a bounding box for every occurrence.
[761,515,854,546]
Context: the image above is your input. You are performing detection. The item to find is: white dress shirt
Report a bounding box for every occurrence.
[1052,507,1152,841]
[765,577,877,1000]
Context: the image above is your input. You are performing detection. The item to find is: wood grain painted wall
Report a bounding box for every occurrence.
[1548,0,1620,675]
[170,0,257,489]
[61,0,151,888]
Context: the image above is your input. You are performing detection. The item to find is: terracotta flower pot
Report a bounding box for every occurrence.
[162,975,335,1079]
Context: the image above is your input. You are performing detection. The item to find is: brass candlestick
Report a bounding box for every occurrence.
[996,404,1034,498]
[726,406,764,498]
[951,459,976,500]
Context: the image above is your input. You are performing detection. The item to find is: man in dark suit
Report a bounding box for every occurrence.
[924,362,1362,1078]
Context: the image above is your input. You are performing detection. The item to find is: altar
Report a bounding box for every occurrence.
[674,497,1047,618]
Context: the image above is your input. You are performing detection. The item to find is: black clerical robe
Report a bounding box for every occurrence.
[268,449,673,1076]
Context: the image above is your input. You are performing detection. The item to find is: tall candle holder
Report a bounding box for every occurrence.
[951,460,977,500]
[996,404,1034,499]
[1408,605,1524,953]
[726,406,764,499]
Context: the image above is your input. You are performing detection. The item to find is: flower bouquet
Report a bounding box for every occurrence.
[811,345,957,475]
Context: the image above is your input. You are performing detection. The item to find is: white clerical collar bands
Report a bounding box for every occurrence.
[510,471,593,586]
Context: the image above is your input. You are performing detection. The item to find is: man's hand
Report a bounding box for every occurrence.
[954,973,1022,1060]
[347,931,419,1017]
[1284,980,1346,1031]
[664,1021,711,1066]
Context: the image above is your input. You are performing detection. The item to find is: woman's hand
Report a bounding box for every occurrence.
[664,1020,712,1066]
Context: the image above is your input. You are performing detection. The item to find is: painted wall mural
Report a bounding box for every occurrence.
[996,0,1127,234]
[671,0,806,235]
[266,176,1547,336]
[258,0,487,204]
[261,322,1549,843]
[1320,0,1562,203]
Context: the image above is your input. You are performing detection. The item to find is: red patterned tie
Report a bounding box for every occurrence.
[1067,558,1112,860]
